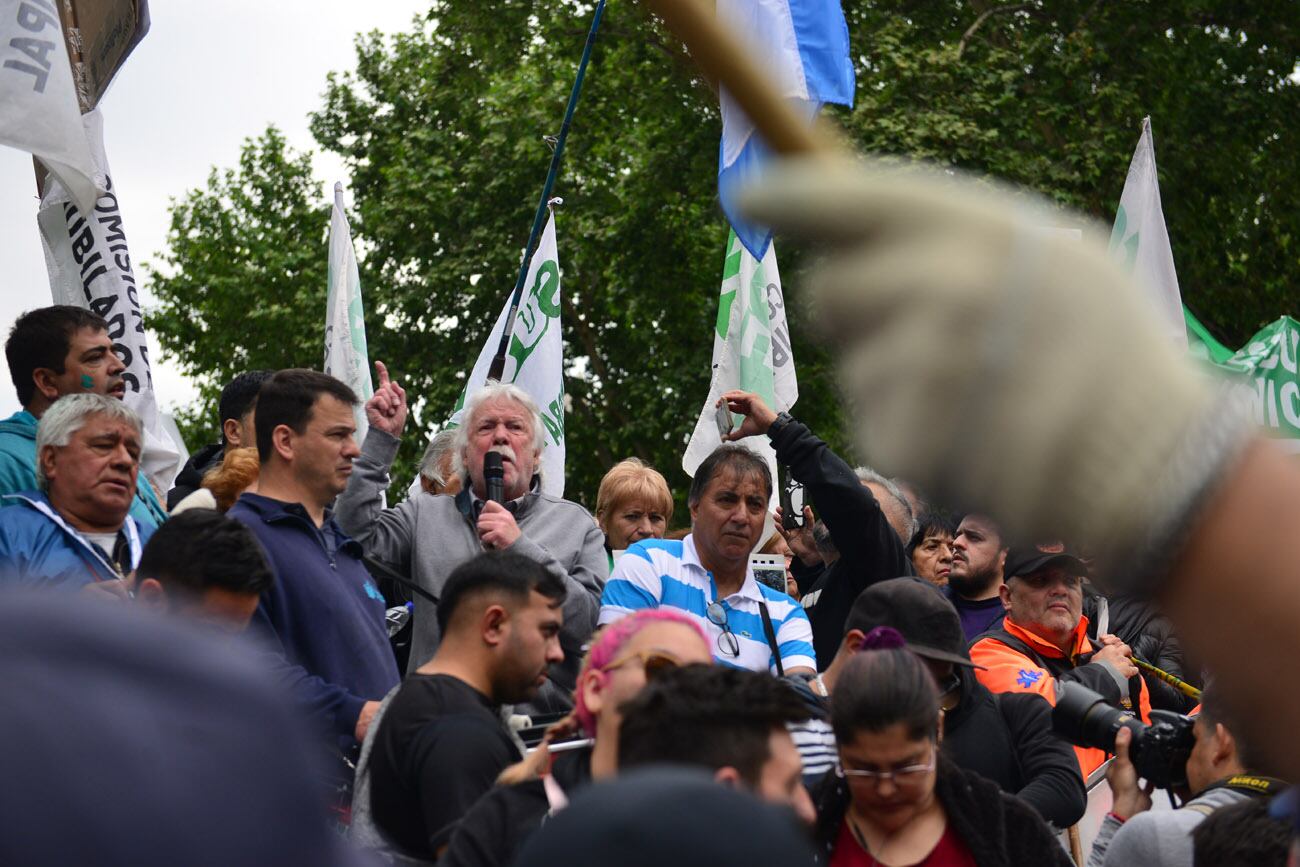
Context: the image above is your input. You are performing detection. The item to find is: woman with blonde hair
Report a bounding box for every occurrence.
[594,458,673,572]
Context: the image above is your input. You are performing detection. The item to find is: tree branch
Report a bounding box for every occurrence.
[956,3,1038,59]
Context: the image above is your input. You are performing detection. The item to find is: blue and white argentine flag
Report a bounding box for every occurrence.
[717,0,855,259]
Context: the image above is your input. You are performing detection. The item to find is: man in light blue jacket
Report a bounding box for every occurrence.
[1,306,165,528]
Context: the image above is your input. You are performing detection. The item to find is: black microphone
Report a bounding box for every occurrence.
[484,452,505,504]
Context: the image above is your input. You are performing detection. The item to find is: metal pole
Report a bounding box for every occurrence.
[487,0,608,382]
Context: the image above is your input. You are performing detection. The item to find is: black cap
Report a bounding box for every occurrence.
[515,767,816,867]
[1004,543,1089,580]
[844,578,981,668]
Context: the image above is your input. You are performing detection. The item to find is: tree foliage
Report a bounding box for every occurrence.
[148,0,1300,510]
[148,127,331,448]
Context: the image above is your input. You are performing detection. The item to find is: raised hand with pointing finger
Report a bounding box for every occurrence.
[365,360,408,438]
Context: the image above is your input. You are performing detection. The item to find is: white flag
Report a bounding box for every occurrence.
[325,183,374,443]
[683,229,798,507]
[449,212,567,497]
[38,108,181,492]
[1109,117,1187,349]
[1,0,102,214]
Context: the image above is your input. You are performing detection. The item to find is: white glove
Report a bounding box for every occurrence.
[740,158,1251,591]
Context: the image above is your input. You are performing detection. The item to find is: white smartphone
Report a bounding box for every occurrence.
[750,553,787,594]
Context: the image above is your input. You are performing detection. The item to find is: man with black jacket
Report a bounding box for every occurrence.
[814,578,1085,827]
[1084,587,1197,712]
[167,370,272,508]
[719,390,913,667]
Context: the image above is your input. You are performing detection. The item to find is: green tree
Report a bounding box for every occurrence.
[150,0,1300,509]
[148,127,331,448]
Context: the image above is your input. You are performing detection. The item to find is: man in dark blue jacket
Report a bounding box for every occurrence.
[228,369,399,794]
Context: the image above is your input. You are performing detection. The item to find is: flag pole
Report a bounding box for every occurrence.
[487,0,607,382]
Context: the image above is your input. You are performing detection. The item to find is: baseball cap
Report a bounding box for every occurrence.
[1004,542,1089,580]
[844,577,981,668]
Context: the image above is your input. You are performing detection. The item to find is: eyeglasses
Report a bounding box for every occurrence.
[838,746,936,786]
[601,649,683,678]
[705,601,741,658]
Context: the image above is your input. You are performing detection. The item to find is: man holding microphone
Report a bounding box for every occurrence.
[335,369,606,708]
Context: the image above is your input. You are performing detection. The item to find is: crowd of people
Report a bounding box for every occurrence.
[0,302,1292,867]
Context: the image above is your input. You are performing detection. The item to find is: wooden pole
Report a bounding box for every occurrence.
[639,0,836,158]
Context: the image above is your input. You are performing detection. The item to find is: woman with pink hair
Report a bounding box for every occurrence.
[440,610,711,867]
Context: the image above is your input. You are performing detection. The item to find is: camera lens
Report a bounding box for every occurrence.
[1052,682,1145,751]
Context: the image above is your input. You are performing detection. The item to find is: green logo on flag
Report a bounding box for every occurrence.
[507,259,561,374]
[1108,205,1140,273]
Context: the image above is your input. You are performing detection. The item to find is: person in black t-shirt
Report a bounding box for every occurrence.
[441,609,713,867]
[367,551,567,860]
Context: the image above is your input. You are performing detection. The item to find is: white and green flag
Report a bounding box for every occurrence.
[325,182,374,443]
[1109,117,1187,349]
[449,211,567,497]
[38,108,180,498]
[683,229,798,499]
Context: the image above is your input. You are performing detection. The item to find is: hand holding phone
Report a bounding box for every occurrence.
[714,401,734,441]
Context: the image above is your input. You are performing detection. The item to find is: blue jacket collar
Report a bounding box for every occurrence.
[2,490,143,575]
[235,492,362,555]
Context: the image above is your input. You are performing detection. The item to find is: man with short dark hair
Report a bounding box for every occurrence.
[1190,796,1291,867]
[336,372,605,706]
[0,394,154,592]
[600,443,816,675]
[616,663,816,825]
[1090,681,1288,867]
[713,390,914,668]
[947,513,1010,641]
[227,369,399,783]
[132,508,274,630]
[970,544,1151,777]
[815,578,1085,826]
[166,370,273,508]
[366,551,566,860]
[0,305,165,526]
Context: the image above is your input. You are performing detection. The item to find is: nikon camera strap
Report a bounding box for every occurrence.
[1183,775,1289,817]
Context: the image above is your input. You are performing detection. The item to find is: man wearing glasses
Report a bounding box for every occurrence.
[598,444,816,676]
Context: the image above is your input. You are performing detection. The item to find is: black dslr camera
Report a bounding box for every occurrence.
[1052,682,1196,789]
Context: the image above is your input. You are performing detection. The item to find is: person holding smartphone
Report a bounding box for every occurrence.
[718,390,914,669]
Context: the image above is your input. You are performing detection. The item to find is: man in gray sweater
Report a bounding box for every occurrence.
[1088,680,1288,866]
[335,365,607,706]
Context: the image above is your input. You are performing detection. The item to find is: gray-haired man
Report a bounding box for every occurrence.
[417,428,463,496]
[335,368,606,707]
[0,393,154,594]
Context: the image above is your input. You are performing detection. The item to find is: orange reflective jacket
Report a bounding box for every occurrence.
[970,616,1151,778]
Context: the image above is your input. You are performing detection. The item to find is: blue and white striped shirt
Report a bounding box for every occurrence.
[598,536,816,673]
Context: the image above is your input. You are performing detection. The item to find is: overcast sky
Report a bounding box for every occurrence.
[0,0,431,418]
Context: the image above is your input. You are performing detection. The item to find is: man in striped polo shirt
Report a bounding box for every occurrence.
[599,445,816,675]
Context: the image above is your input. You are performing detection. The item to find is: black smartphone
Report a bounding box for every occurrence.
[779,465,805,530]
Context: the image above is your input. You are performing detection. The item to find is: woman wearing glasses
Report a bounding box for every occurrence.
[814,632,1071,866]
